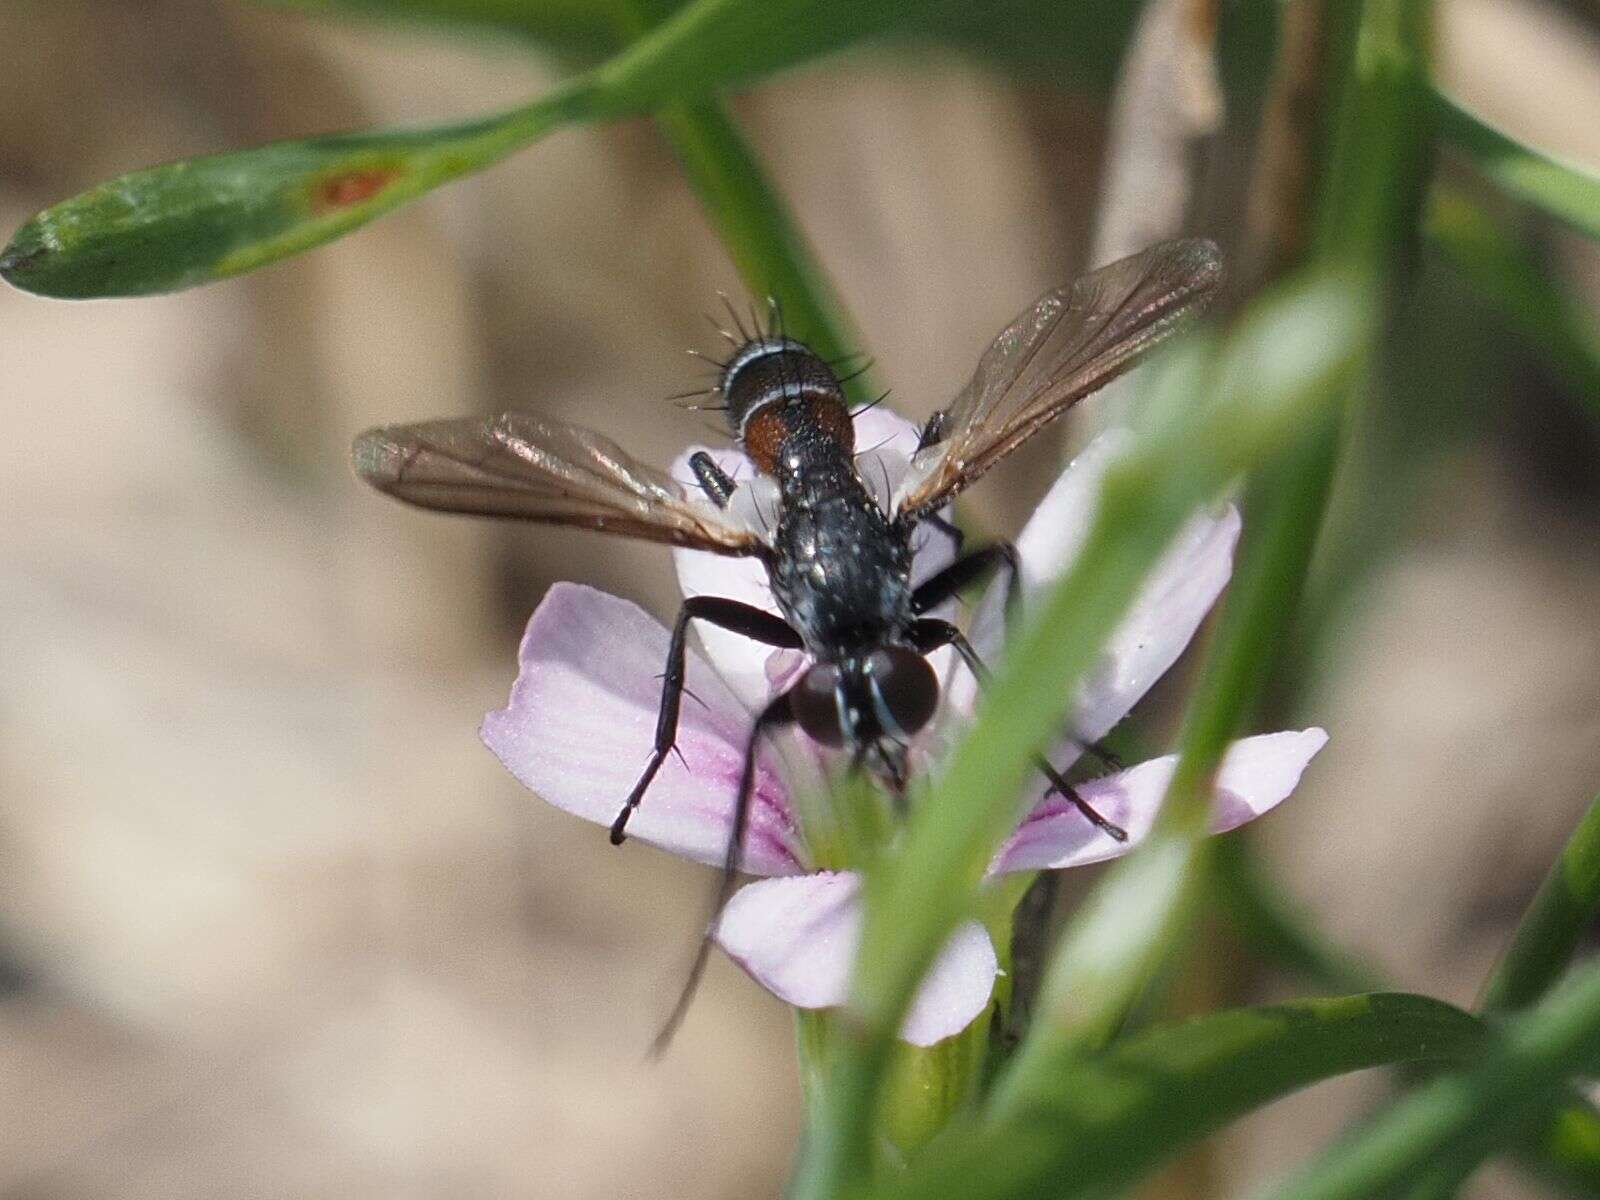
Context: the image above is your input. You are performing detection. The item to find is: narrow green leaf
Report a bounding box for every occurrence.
[1426,189,1600,418]
[1311,0,1434,264]
[1434,89,1600,243]
[1254,960,1600,1200]
[4,0,942,298]
[0,100,578,297]
[871,995,1486,1200]
[1481,792,1600,1014]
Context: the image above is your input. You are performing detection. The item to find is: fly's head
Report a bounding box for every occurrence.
[788,645,939,757]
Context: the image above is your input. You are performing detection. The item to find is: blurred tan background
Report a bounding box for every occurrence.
[1,1,1598,1196]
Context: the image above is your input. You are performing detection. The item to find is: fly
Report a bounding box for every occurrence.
[353,238,1223,1045]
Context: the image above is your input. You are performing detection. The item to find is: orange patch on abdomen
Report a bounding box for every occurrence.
[740,394,856,475]
[741,406,786,474]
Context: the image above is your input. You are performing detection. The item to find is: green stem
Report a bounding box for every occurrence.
[1481,792,1600,1014]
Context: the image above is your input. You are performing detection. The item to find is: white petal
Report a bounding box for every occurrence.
[715,872,999,1046]
[954,429,1239,761]
[1071,504,1241,746]
[853,405,926,462]
[993,729,1329,874]
[480,582,804,875]
[952,432,1133,715]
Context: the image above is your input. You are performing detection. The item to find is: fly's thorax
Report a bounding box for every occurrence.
[721,337,853,474]
[764,461,916,655]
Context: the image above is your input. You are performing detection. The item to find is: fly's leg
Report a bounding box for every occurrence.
[688,451,737,507]
[916,409,947,452]
[651,690,795,1056]
[922,513,965,558]
[910,541,1020,616]
[611,596,802,845]
[910,617,1129,843]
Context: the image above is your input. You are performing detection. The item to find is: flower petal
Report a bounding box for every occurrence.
[480,582,804,875]
[1072,503,1241,745]
[714,872,998,1046]
[952,429,1240,756]
[993,729,1329,874]
[853,405,926,462]
[950,433,1132,721]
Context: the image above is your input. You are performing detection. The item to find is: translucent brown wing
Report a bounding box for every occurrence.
[353,412,766,557]
[894,238,1223,520]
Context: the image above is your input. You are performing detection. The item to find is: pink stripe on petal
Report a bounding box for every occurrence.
[993,729,1328,875]
[715,873,998,1046]
[480,582,804,875]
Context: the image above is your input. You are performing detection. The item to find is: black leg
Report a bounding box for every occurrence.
[911,618,1129,843]
[916,409,947,451]
[688,451,736,507]
[651,690,795,1056]
[911,541,1020,616]
[923,512,965,557]
[611,597,802,845]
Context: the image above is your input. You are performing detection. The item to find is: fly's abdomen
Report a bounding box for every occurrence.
[720,338,854,475]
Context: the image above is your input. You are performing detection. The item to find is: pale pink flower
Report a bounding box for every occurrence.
[481,410,1326,1045]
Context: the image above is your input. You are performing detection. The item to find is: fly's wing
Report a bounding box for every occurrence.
[353,412,766,557]
[893,238,1223,521]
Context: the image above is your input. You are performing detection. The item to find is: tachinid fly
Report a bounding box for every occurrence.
[354,238,1222,1042]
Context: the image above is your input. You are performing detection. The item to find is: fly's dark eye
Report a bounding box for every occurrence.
[790,663,847,747]
[865,647,939,738]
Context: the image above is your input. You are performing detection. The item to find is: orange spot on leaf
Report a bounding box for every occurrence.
[312,167,400,212]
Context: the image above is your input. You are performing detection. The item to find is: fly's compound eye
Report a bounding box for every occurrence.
[864,647,939,739]
[790,663,848,748]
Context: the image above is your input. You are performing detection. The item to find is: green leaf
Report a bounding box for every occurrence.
[1480,792,1600,1014]
[870,995,1486,1200]
[1434,89,1600,243]
[3,0,942,298]
[1425,189,1600,419]
[0,101,577,298]
[1253,960,1600,1200]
